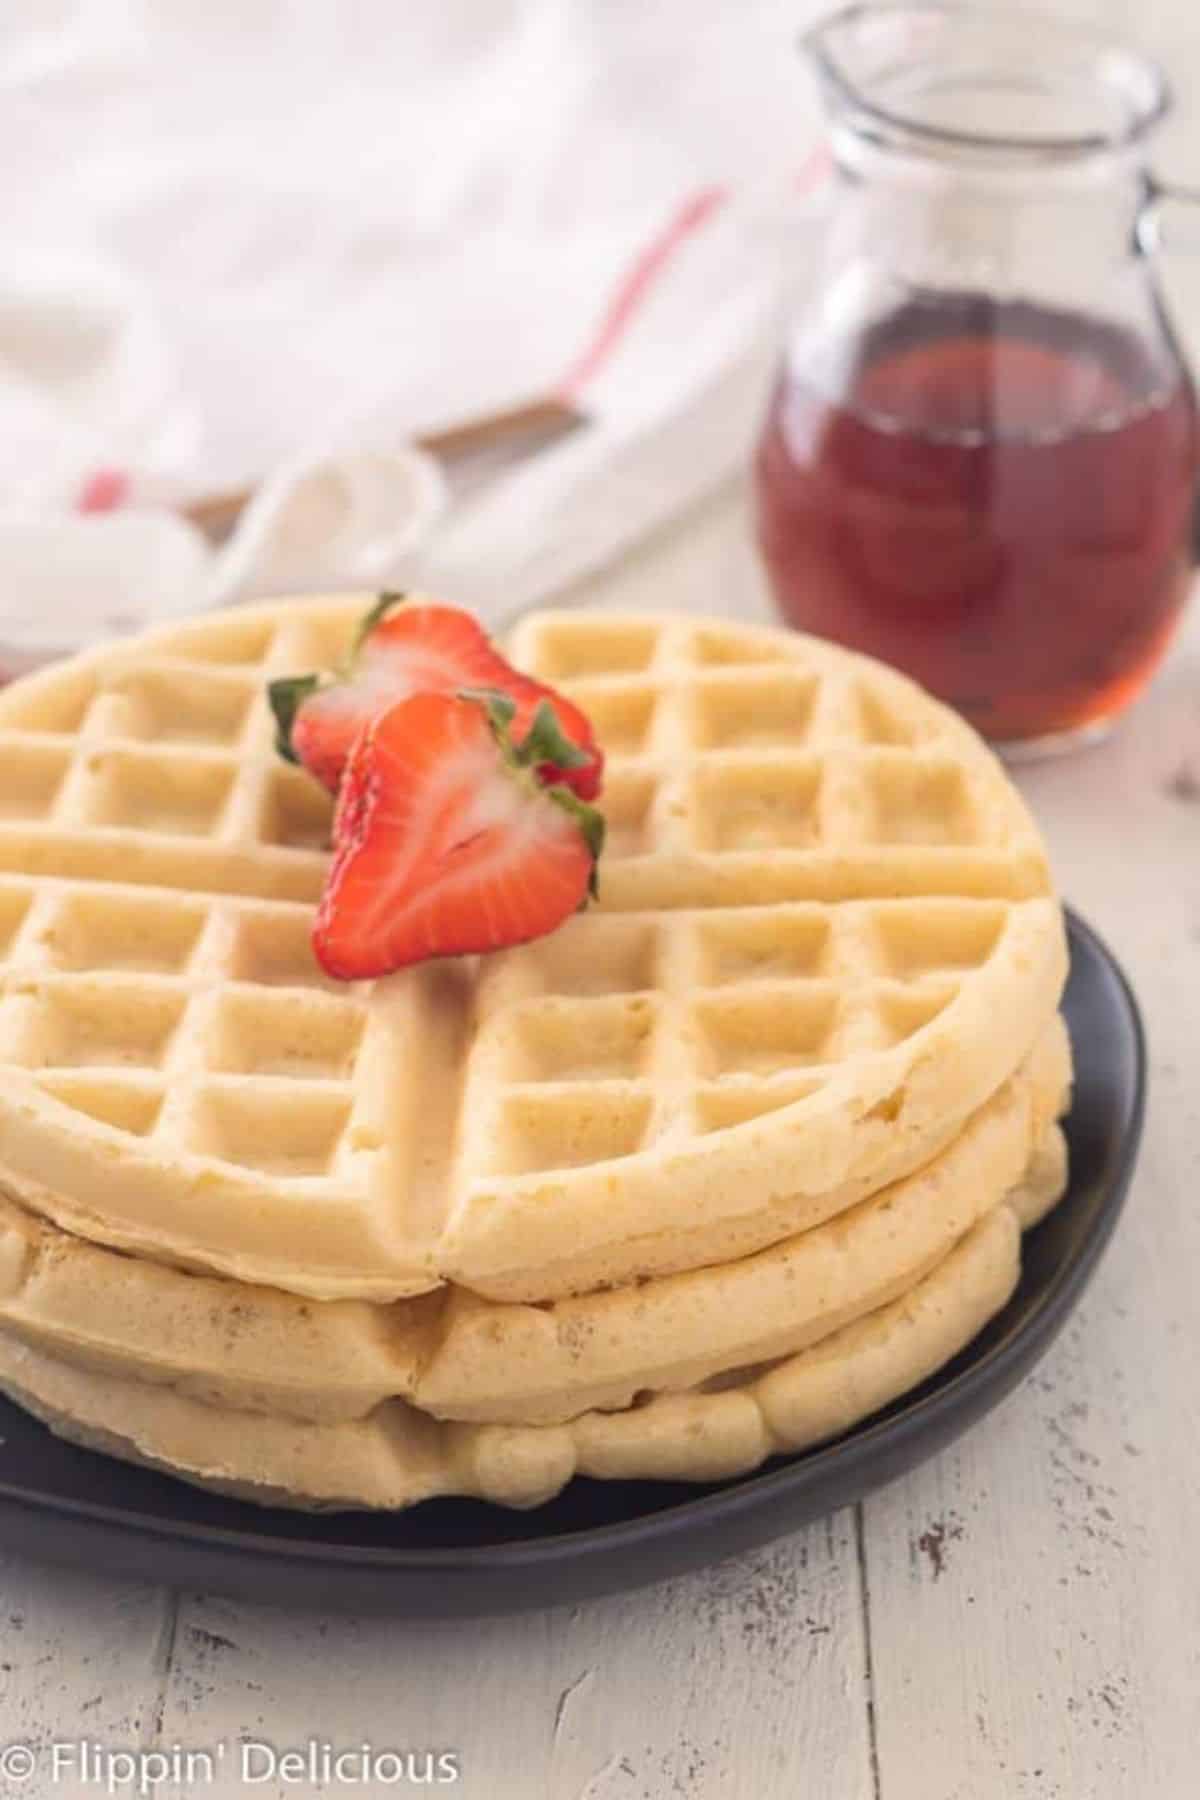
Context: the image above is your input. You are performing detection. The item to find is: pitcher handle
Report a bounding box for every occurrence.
[1134,176,1200,558]
[1137,174,1200,255]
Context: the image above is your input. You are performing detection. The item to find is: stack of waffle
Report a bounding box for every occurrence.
[0,602,1069,1510]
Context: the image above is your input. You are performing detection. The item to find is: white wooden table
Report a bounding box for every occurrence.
[0,487,1196,1799]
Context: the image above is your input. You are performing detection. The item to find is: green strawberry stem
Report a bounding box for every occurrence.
[461,687,606,896]
[518,698,590,771]
[267,673,321,764]
[268,592,411,763]
[351,590,407,655]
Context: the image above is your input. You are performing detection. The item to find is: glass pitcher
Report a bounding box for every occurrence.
[754,3,1200,754]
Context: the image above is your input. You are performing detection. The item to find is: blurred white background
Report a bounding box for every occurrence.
[0,1,831,502]
[0,1,1197,641]
[2,0,1191,490]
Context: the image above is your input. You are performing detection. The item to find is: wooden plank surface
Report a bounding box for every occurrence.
[0,1563,171,1794]
[149,1518,872,1800]
[858,613,1200,1800]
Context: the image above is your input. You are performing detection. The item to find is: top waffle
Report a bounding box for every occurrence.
[0,599,1067,1301]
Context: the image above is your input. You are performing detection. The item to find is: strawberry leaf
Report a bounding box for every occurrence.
[517,698,590,771]
[351,590,407,659]
[267,673,322,764]
[546,786,606,899]
[458,687,604,897]
[460,685,518,739]
[463,689,588,773]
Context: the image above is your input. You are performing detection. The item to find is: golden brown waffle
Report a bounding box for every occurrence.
[1008,1123,1070,1230]
[0,600,1067,1301]
[0,1021,1068,1428]
[0,1204,1023,1512]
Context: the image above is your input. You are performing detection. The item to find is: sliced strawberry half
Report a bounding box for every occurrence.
[313,689,604,981]
[269,594,603,800]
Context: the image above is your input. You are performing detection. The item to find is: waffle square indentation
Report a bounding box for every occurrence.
[45,891,207,974]
[600,770,658,860]
[873,901,1006,978]
[692,759,822,852]
[857,684,918,746]
[696,909,830,985]
[510,995,659,1082]
[190,1083,351,1177]
[25,982,186,1070]
[567,683,657,756]
[693,672,818,749]
[84,749,237,837]
[516,917,658,998]
[0,742,72,819]
[694,987,839,1075]
[695,1076,824,1133]
[109,669,256,747]
[210,988,365,1078]
[0,665,97,734]
[533,619,658,680]
[37,1072,164,1137]
[259,764,335,852]
[489,1088,653,1176]
[864,758,979,846]
[0,887,33,963]
[876,985,956,1046]
[230,909,331,989]
[691,625,791,666]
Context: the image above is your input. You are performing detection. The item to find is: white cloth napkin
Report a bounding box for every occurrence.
[0,1,825,662]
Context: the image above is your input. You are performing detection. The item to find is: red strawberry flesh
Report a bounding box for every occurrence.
[313,692,600,981]
[272,598,603,801]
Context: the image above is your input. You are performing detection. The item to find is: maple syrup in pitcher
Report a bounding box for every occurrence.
[757,6,1200,751]
[757,293,1198,743]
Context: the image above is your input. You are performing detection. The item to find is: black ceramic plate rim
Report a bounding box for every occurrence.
[0,907,1145,1577]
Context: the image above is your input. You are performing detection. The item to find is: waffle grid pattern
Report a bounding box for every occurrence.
[0,608,373,1190]
[457,898,1012,1182]
[0,602,1061,1299]
[456,611,1049,1186]
[511,612,1047,911]
[0,1047,1065,1429]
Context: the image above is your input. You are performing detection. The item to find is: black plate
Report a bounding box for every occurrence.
[0,910,1144,1615]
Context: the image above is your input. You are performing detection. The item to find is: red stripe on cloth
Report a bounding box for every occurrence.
[557,185,730,399]
[795,143,833,192]
[556,148,831,401]
[76,467,132,513]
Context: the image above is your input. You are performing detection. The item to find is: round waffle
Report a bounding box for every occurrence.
[0,1020,1068,1428]
[0,600,1067,1301]
[0,1202,1026,1512]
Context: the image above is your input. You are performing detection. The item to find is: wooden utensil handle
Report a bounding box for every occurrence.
[183,395,582,543]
